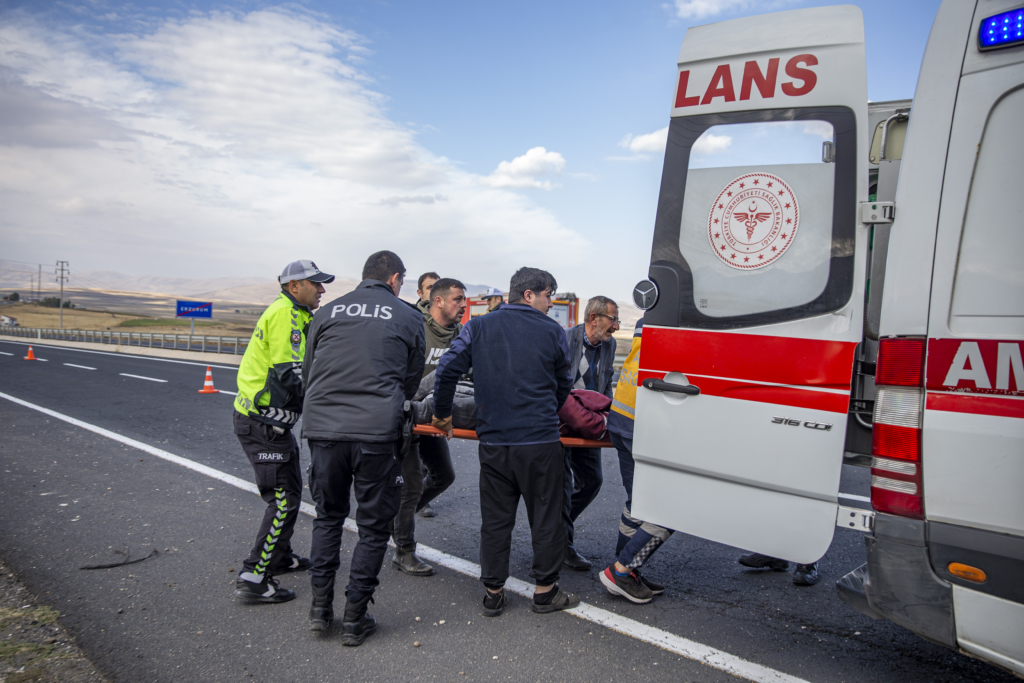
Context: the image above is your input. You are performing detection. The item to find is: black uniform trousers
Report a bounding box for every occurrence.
[563,446,604,550]
[308,439,403,601]
[233,411,302,578]
[392,434,455,548]
[479,441,566,590]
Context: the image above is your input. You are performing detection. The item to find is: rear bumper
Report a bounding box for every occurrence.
[836,512,956,648]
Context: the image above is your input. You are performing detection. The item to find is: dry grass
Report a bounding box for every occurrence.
[1,303,255,335]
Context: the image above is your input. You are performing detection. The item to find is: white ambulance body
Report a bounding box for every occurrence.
[629,1,1023,674]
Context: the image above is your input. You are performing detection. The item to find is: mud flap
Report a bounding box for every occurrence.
[836,564,883,619]
[863,513,956,649]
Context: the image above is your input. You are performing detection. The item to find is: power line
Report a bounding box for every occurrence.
[56,261,69,329]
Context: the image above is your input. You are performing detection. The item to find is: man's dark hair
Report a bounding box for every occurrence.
[362,251,406,283]
[417,271,440,291]
[508,267,557,304]
[430,278,466,303]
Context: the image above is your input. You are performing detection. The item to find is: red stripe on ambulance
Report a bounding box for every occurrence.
[637,370,849,413]
[926,392,1024,419]
[640,327,856,391]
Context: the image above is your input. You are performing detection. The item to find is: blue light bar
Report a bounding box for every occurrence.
[979,7,1024,51]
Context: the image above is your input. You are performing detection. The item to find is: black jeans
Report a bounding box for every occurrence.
[233,412,302,578]
[308,440,403,601]
[479,442,566,590]
[392,435,455,548]
[562,447,604,550]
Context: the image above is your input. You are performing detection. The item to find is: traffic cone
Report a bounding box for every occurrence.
[24,346,37,361]
[198,366,220,394]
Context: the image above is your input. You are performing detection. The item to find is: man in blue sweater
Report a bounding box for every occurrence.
[432,267,579,617]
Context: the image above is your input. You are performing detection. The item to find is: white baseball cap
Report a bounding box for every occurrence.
[484,287,503,298]
[279,260,335,285]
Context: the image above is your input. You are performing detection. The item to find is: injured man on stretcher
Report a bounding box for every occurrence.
[411,369,611,441]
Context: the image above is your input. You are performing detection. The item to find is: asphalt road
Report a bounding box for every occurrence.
[0,339,1015,683]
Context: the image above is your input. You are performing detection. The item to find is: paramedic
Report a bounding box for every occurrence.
[598,317,672,604]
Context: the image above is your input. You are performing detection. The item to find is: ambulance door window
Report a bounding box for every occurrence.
[949,87,1024,338]
[681,121,835,318]
[647,108,857,330]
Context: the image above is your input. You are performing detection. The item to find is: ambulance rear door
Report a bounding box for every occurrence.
[631,5,869,564]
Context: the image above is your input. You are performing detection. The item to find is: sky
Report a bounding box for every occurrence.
[0,0,942,303]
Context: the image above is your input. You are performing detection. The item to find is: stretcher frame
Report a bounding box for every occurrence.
[412,424,612,449]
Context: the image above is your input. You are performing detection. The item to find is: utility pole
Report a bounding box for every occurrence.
[55,261,68,329]
[37,264,41,302]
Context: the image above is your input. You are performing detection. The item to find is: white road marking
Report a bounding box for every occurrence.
[0,390,811,683]
[838,492,871,503]
[119,373,167,383]
[64,363,97,370]
[35,358,48,361]
[0,351,13,356]
[0,340,239,371]
[218,390,238,395]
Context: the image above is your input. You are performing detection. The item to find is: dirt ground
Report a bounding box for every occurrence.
[0,558,108,683]
[0,303,255,336]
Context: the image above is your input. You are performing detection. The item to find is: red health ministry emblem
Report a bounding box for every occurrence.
[707,172,799,270]
[291,330,301,346]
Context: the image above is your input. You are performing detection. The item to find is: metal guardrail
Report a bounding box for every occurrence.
[0,327,249,355]
[0,326,625,364]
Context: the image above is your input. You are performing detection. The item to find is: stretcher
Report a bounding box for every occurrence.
[412,424,612,449]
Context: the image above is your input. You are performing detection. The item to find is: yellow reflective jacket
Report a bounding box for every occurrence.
[608,319,642,439]
[233,292,313,428]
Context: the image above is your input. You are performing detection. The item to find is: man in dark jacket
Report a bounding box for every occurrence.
[433,267,579,617]
[301,250,425,646]
[391,277,466,576]
[562,296,619,571]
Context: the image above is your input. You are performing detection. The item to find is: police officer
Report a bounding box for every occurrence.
[302,251,425,646]
[232,259,335,603]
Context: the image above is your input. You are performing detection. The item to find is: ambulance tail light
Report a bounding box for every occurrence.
[871,337,926,519]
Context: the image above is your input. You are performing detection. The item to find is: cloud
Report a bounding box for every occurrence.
[376,194,448,207]
[692,133,732,154]
[801,120,834,139]
[670,0,795,19]
[480,147,566,190]
[619,127,668,154]
[0,9,591,286]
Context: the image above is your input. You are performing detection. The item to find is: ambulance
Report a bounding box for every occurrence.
[628,1,1023,674]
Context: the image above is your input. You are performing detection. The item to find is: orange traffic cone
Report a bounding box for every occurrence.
[198,366,220,394]
[24,346,37,360]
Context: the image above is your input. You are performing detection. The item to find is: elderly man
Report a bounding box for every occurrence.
[562,295,620,571]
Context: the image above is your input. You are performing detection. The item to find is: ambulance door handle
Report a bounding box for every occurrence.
[642,378,700,395]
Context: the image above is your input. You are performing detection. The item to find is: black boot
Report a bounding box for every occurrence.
[340,593,377,647]
[792,563,820,586]
[392,544,434,577]
[309,577,334,632]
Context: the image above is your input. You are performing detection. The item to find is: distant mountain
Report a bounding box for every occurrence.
[0,267,364,306]
[67,271,274,297]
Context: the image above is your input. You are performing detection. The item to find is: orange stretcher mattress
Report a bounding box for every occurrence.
[412,424,612,449]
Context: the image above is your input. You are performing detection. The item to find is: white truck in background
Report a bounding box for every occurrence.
[628,1,1023,675]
